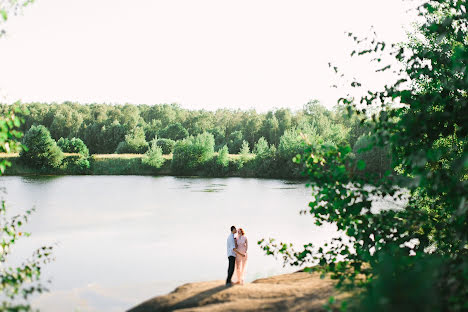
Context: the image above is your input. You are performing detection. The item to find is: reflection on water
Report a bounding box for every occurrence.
[0,176,338,312]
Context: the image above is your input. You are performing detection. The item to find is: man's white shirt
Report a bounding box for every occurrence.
[227,233,236,257]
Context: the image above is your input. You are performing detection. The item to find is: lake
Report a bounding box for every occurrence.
[0,176,339,312]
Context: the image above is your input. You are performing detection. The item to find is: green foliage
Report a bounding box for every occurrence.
[61,155,90,174]
[253,137,269,156]
[260,1,468,311]
[0,201,54,311]
[3,100,366,158]
[239,140,250,155]
[142,140,165,168]
[249,137,278,176]
[20,125,63,169]
[155,138,175,154]
[216,145,229,167]
[159,122,189,141]
[353,134,391,178]
[57,137,89,156]
[226,130,244,154]
[0,110,53,311]
[171,132,215,174]
[115,127,148,154]
[239,140,251,162]
[0,109,24,173]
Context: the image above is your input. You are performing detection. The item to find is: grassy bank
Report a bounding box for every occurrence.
[0,153,280,177]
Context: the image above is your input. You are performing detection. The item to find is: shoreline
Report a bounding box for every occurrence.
[0,154,305,179]
[127,271,350,312]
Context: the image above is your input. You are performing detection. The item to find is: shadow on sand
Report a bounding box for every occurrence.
[128,284,227,312]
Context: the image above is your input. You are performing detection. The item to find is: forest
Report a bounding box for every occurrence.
[0,101,389,178]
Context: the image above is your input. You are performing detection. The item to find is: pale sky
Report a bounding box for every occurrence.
[0,0,419,111]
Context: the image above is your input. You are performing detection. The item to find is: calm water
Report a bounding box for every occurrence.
[0,176,339,312]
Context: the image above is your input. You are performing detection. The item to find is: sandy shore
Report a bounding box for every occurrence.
[127,271,350,312]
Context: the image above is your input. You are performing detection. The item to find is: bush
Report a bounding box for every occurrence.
[115,127,149,154]
[20,125,63,169]
[276,129,311,177]
[216,145,229,167]
[142,140,165,168]
[248,137,278,177]
[171,132,215,174]
[205,145,231,176]
[57,137,89,156]
[156,138,175,154]
[62,155,90,174]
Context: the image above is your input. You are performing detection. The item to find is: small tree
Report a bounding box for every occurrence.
[142,139,165,168]
[171,132,215,173]
[115,127,148,154]
[239,140,250,155]
[253,137,269,156]
[216,145,229,167]
[156,138,176,154]
[20,125,63,169]
[226,130,244,154]
[57,137,89,156]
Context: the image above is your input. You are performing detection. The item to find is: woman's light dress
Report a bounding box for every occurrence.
[234,235,248,284]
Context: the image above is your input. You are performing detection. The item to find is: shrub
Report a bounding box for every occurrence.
[248,137,278,177]
[115,127,148,154]
[216,145,229,167]
[156,138,175,154]
[62,155,90,174]
[57,137,89,156]
[20,125,63,169]
[171,132,215,174]
[142,140,165,168]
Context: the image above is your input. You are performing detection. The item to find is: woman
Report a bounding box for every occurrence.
[234,228,248,285]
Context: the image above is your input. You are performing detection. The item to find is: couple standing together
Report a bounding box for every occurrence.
[226,226,248,286]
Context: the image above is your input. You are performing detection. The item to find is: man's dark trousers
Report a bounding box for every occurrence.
[226,256,235,284]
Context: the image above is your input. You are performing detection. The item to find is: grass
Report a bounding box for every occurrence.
[0,152,263,177]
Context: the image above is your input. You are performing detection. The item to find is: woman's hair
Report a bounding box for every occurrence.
[238,228,245,235]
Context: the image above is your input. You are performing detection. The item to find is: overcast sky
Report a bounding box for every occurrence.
[0,0,419,111]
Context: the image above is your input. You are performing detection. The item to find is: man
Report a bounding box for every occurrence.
[226,225,237,286]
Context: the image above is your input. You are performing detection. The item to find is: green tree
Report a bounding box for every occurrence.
[0,109,23,173]
[57,137,89,156]
[20,125,63,169]
[226,130,244,154]
[142,139,165,168]
[115,127,148,154]
[261,1,468,311]
[253,137,269,156]
[156,138,175,154]
[171,132,215,173]
[216,145,229,167]
[49,104,83,140]
[159,122,189,141]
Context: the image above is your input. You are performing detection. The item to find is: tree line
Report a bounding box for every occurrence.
[0,101,390,178]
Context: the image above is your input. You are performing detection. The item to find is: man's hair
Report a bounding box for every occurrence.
[230,226,236,231]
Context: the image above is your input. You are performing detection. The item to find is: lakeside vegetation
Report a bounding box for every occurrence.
[0,101,389,178]
[260,1,468,311]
